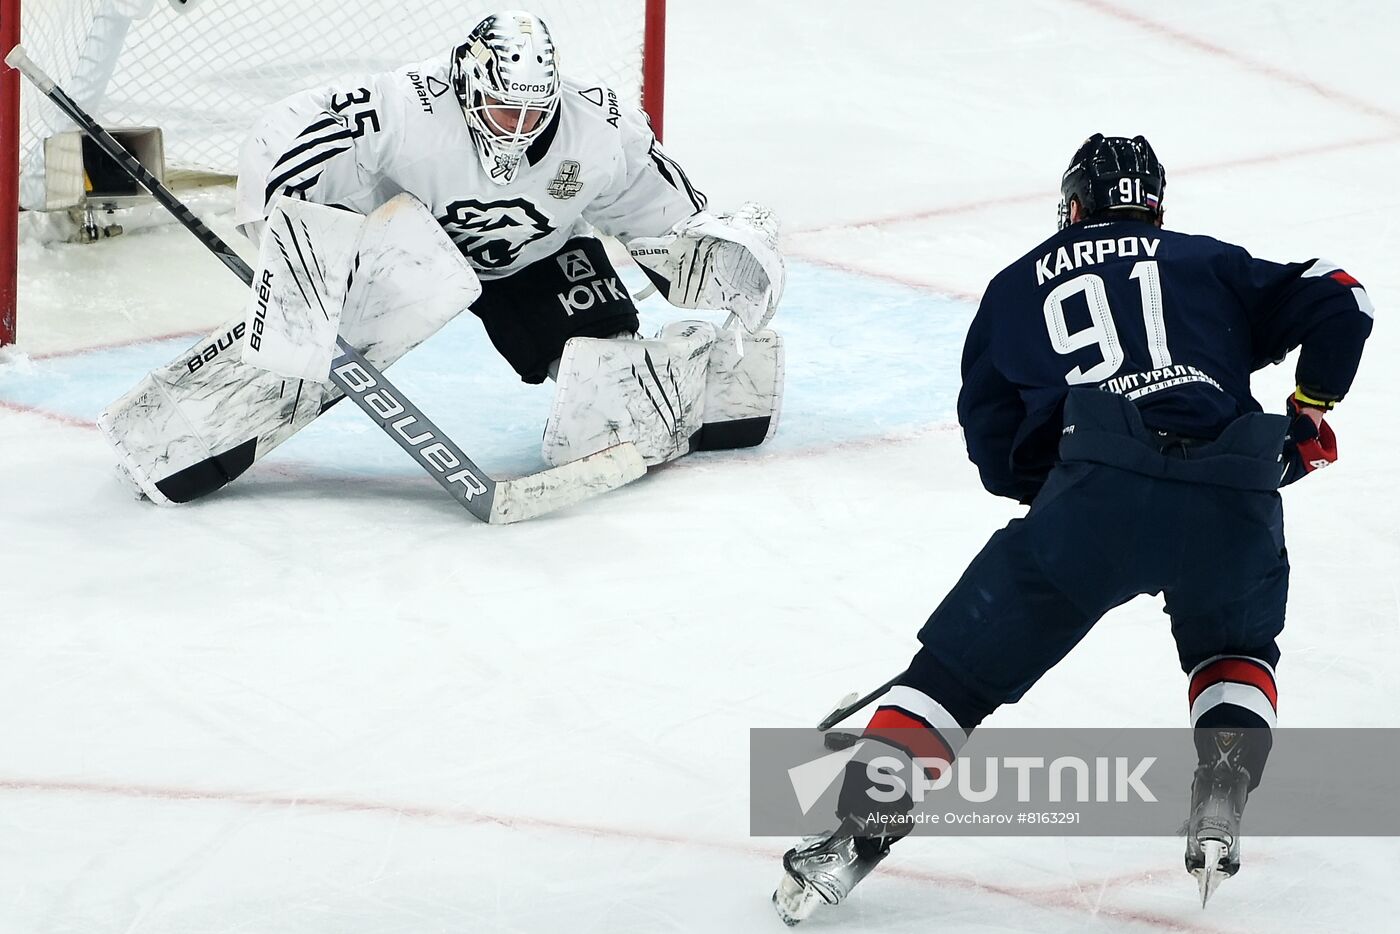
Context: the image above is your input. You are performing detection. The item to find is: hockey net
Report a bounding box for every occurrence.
[1,0,665,344]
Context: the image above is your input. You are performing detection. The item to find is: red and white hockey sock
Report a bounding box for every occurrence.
[831,685,969,837]
[1188,655,1278,729]
[862,684,969,773]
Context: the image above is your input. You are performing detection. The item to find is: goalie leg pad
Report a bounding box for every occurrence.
[100,336,339,504]
[688,325,784,451]
[542,323,716,468]
[100,194,479,504]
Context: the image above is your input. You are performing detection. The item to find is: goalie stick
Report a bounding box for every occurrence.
[4,45,645,524]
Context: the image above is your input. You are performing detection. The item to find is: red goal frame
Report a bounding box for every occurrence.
[1,0,18,346]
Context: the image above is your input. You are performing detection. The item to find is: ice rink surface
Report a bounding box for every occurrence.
[3,1,1399,931]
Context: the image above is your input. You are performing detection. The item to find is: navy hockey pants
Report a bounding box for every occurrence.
[904,390,1291,731]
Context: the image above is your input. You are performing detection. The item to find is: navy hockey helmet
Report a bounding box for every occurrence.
[1057,134,1165,230]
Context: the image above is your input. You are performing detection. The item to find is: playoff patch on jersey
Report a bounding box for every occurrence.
[547,160,583,199]
[439,197,557,268]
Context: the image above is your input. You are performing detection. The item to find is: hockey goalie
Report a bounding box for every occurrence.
[100,9,785,505]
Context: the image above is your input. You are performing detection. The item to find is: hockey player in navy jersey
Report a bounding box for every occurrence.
[772,134,1373,924]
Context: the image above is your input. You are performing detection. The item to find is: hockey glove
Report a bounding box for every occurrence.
[1280,393,1337,486]
[628,202,785,333]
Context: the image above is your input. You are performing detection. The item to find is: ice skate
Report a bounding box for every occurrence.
[772,818,893,926]
[1185,730,1252,907]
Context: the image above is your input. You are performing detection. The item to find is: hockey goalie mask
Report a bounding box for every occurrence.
[451,12,561,185]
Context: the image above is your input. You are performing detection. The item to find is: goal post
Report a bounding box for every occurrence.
[1,0,17,346]
[641,0,665,141]
[0,0,667,348]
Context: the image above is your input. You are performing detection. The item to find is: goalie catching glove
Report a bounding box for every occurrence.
[628,202,785,333]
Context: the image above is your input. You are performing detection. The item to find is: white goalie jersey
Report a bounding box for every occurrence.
[234,56,706,280]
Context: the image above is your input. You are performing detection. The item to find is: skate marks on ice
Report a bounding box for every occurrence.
[0,774,1312,934]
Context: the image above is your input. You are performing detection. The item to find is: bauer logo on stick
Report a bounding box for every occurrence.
[332,359,489,500]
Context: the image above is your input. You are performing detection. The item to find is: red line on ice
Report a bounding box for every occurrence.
[28,326,206,361]
[1064,0,1400,130]
[788,252,982,302]
[793,133,1400,238]
[0,775,1233,932]
[0,397,95,430]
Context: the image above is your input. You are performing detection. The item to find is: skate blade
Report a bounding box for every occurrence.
[1193,839,1228,907]
[772,873,822,927]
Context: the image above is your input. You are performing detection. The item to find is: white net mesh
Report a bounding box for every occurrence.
[18,0,648,209]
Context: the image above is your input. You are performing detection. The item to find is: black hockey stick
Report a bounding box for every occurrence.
[5,45,644,523]
[815,674,902,752]
[817,674,901,731]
